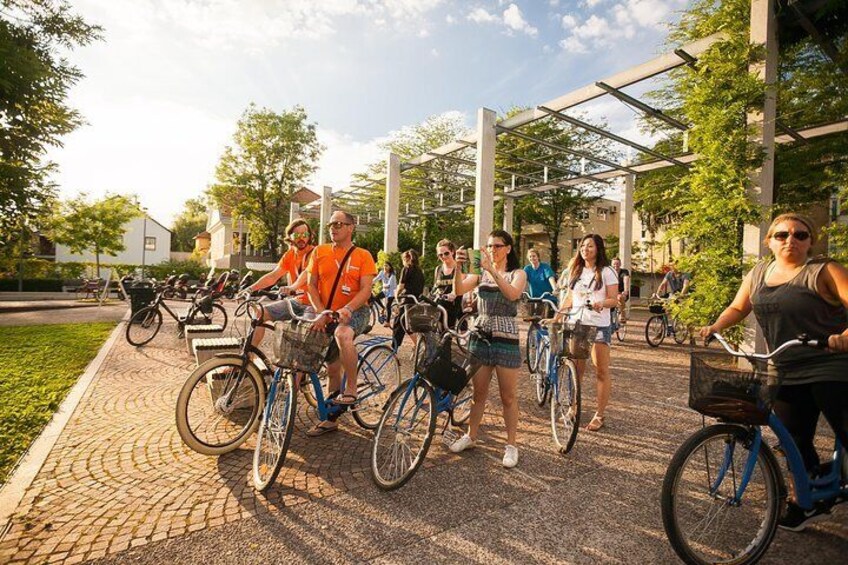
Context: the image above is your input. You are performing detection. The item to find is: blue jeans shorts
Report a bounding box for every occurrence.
[594,324,612,346]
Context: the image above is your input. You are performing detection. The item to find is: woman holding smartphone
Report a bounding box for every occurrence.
[450,229,527,468]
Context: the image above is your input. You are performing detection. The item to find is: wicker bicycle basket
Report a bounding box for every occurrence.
[557,321,598,360]
[688,352,777,425]
[648,300,666,315]
[406,304,442,334]
[272,320,332,373]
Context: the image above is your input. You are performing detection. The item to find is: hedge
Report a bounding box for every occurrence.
[0,279,65,292]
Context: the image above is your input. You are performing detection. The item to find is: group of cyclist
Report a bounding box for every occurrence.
[242,209,848,530]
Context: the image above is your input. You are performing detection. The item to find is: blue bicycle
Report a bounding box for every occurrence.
[370,296,477,490]
[661,333,848,564]
[523,291,558,376]
[252,304,400,491]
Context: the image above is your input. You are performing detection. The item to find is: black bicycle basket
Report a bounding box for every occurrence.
[417,333,472,395]
[688,352,777,425]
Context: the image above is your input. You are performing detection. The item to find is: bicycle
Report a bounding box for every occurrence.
[661,332,847,565]
[520,292,558,374]
[370,295,477,490]
[125,288,228,346]
[366,292,391,333]
[645,295,690,347]
[252,302,401,491]
[610,305,626,342]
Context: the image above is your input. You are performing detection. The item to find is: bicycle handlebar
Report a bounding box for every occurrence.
[522,291,559,312]
[282,299,336,324]
[708,332,825,360]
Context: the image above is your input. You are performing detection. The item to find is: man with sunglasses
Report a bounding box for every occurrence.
[245,219,315,345]
[304,210,377,435]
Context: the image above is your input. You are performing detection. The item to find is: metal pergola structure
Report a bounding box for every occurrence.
[300,0,847,268]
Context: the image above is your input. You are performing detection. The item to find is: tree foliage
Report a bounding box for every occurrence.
[0,0,102,246]
[209,104,323,254]
[49,194,139,275]
[170,196,208,252]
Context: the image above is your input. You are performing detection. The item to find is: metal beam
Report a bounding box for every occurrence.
[789,0,848,75]
[594,82,688,131]
[537,105,689,167]
[775,119,808,144]
[496,124,638,174]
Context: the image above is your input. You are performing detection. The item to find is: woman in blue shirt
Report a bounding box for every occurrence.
[523,249,557,299]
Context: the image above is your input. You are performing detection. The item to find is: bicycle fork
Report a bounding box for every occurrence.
[712,427,762,506]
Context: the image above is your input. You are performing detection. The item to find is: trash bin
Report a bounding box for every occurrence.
[128,282,155,315]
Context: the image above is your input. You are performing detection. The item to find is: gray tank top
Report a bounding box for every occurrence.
[749,258,848,384]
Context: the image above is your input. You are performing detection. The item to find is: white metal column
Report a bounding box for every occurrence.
[473,108,496,249]
[384,153,400,253]
[503,190,514,234]
[319,185,332,245]
[289,201,301,221]
[619,173,634,271]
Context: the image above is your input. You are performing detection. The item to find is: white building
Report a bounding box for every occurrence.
[54,214,172,267]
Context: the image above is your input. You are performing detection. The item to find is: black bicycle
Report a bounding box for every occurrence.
[126,289,228,346]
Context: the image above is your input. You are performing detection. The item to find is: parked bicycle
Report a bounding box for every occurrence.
[370,296,477,490]
[661,333,847,565]
[252,301,401,491]
[521,291,557,374]
[610,306,626,342]
[366,292,391,332]
[645,295,690,347]
[75,277,103,300]
[125,288,228,346]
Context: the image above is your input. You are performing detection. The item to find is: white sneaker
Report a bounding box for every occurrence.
[502,445,519,468]
[449,433,476,453]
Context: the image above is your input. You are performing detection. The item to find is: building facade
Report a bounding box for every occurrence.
[54,215,171,267]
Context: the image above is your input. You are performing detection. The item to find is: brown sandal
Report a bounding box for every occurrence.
[586,414,605,432]
[306,421,338,437]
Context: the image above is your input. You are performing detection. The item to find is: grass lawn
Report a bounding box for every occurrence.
[0,322,116,485]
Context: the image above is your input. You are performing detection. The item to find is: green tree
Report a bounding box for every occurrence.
[50,194,139,276]
[0,1,102,246]
[171,196,208,252]
[209,104,323,254]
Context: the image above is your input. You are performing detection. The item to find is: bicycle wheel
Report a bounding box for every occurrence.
[370,377,436,490]
[645,315,666,348]
[365,303,378,334]
[252,370,297,492]
[615,321,627,342]
[175,355,265,455]
[525,324,540,373]
[661,424,784,565]
[673,318,691,345]
[353,344,401,429]
[534,341,551,407]
[551,359,581,454]
[450,382,473,426]
[126,306,163,346]
[188,303,228,330]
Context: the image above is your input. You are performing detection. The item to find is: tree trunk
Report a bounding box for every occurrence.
[548,229,561,272]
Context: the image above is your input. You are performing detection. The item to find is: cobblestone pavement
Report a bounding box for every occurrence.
[1,307,845,564]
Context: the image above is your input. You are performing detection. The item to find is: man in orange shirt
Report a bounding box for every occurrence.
[306,210,376,435]
[246,219,315,346]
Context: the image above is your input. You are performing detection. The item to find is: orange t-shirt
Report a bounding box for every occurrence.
[307,244,377,311]
[278,245,314,304]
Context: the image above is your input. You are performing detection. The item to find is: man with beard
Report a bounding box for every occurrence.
[246,218,315,346]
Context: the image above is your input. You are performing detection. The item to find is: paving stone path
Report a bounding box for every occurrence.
[1,307,845,564]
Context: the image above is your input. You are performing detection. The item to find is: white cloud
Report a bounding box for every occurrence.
[467,7,499,24]
[549,0,560,6]
[418,28,430,37]
[314,129,385,191]
[503,4,538,37]
[585,0,607,7]
[431,47,440,57]
[561,14,577,29]
[445,14,456,24]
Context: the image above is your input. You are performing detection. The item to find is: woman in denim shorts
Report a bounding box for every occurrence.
[558,234,619,432]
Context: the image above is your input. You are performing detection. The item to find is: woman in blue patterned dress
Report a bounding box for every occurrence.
[449,229,527,468]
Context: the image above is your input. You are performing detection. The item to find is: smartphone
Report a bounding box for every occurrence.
[469,249,482,276]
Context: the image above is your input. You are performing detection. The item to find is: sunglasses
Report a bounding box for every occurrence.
[772,230,810,242]
[289,232,310,240]
[438,251,452,258]
[326,221,352,230]
[486,243,507,249]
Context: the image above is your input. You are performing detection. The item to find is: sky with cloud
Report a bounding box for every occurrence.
[49,0,691,225]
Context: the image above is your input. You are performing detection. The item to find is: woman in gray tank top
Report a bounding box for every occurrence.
[701,213,848,529]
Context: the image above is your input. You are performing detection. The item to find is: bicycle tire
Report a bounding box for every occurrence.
[352,344,401,429]
[525,324,540,373]
[253,370,297,492]
[188,302,228,331]
[175,355,265,455]
[673,318,691,345]
[551,358,580,454]
[365,302,378,334]
[535,341,550,407]
[370,377,436,491]
[661,424,785,565]
[126,306,163,346]
[615,322,627,342]
[645,315,666,348]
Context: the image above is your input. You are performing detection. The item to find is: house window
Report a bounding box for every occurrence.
[144,237,156,251]
[576,210,589,221]
[597,207,608,221]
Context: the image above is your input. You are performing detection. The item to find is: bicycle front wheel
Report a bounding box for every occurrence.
[661,424,784,565]
[551,359,580,454]
[645,315,666,348]
[252,370,297,492]
[525,324,540,373]
[534,342,551,407]
[175,355,265,455]
[450,382,473,426]
[353,344,401,429]
[370,377,436,490]
[126,306,163,346]
[615,322,627,342]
